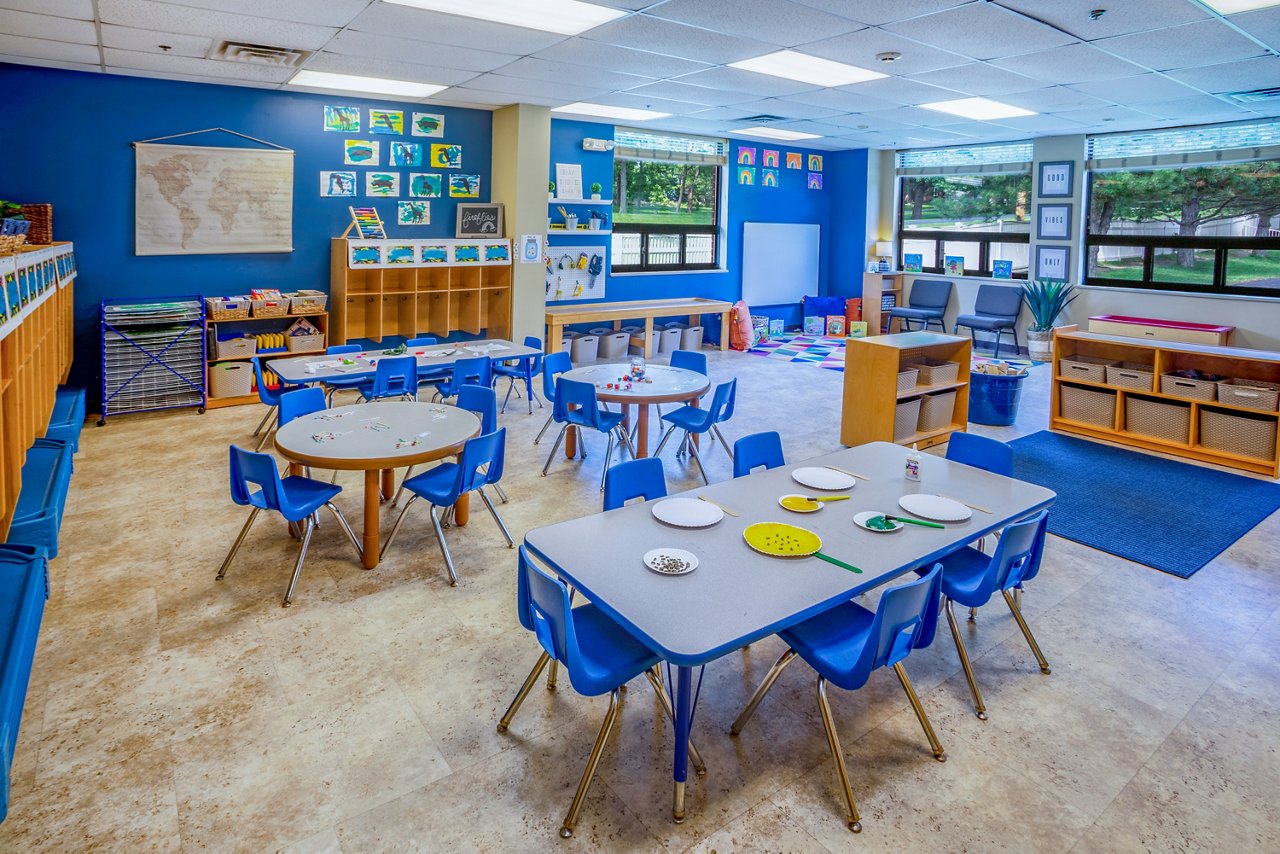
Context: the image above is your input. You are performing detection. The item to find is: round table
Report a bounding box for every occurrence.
[558,363,710,458]
[274,401,481,569]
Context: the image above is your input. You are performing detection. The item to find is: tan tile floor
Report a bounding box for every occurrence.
[3,350,1279,851]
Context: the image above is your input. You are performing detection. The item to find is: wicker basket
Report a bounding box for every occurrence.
[1125,395,1191,444]
[19,204,52,244]
[216,336,257,359]
[1200,408,1278,461]
[1216,378,1280,412]
[905,358,959,386]
[1160,374,1218,403]
[894,397,922,442]
[1059,355,1115,383]
[896,368,920,393]
[1060,384,1116,428]
[209,362,253,398]
[1106,362,1155,392]
[251,299,289,318]
[917,390,957,433]
[205,297,251,321]
[0,234,25,254]
[287,333,324,353]
[289,291,328,314]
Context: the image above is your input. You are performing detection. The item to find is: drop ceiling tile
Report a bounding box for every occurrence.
[1067,73,1203,104]
[673,66,820,97]
[0,33,98,63]
[641,117,738,135]
[172,0,369,28]
[102,47,294,82]
[115,66,280,90]
[841,76,961,105]
[304,53,479,87]
[1001,86,1111,112]
[0,53,100,73]
[785,87,897,113]
[1047,104,1164,125]
[723,98,845,120]
[457,73,611,102]
[860,105,962,126]
[884,3,1077,60]
[1165,56,1280,94]
[99,25,211,59]
[619,79,760,107]
[327,30,519,74]
[0,8,96,43]
[790,0,970,27]
[533,38,711,78]
[1231,8,1280,51]
[1128,95,1254,121]
[907,62,1043,96]
[492,57,653,92]
[588,91,725,116]
[989,113,1089,133]
[434,88,522,108]
[1095,19,1267,71]
[347,3,566,55]
[994,0,1208,41]
[98,0,339,50]
[825,112,918,131]
[990,44,1147,85]
[648,0,862,47]
[582,13,777,64]
[800,27,970,76]
[768,119,854,136]
[0,0,92,18]
[589,0,656,8]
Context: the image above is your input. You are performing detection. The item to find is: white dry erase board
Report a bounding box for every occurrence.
[742,222,820,306]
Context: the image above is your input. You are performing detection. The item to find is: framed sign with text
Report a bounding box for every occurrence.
[1036,203,1072,240]
[1038,160,1074,198]
[1035,245,1070,281]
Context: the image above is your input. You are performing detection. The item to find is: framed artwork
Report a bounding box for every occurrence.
[1035,245,1070,281]
[1038,160,1074,198]
[1036,203,1072,240]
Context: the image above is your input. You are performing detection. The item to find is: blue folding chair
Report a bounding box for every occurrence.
[533,351,573,446]
[936,510,1051,720]
[497,547,704,838]
[732,431,785,478]
[603,458,667,511]
[433,355,492,402]
[218,445,362,607]
[321,344,367,405]
[731,565,946,833]
[653,378,737,484]
[493,336,546,415]
[381,428,513,585]
[251,356,306,451]
[542,379,636,491]
[945,432,1013,477]
[358,354,418,402]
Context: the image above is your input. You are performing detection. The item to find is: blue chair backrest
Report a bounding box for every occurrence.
[709,378,737,426]
[909,279,953,310]
[519,546,574,666]
[973,284,1021,319]
[1020,511,1050,584]
[453,428,506,495]
[985,510,1048,592]
[733,431,784,478]
[603,458,667,510]
[442,355,492,396]
[278,387,325,428]
[866,564,943,674]
[542,350,572,399]
[945,432,1013,477]
[407,336,437,347]
[555,379,605,430]
[521,335,544,377]
[370,355,417,398]
[670,349,707,375]
[252,357,294,405]
[327,344,361,355]
[457,383,498,434]
[229,445,288,514]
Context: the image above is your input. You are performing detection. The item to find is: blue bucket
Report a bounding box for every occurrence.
[968,372,1027,426]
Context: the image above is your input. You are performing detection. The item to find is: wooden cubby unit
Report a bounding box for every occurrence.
[204,311,329,409]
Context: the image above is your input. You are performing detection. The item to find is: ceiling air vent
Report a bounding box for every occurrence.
[209,40,311,67]
[736,114,787,123]
[1225,87,1280,104]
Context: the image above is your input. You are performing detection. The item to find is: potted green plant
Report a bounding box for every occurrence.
[548,181,555,201]
[590,182,602,201]
[1021,278,1077,361]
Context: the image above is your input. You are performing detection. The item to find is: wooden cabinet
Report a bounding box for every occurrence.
[860,271,905,335]
[204,311,329,409]
[841,331,971,450]
[330,238,512,346]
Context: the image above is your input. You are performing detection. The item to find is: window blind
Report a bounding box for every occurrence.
[896,141,1033,176]
[1087,119,1280,170]
[614,128,728,165]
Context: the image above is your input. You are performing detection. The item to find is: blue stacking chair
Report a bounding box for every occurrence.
[380,428,513,585]
[493,336,546,415]
[731,565,947,833]
[732,431,785,478]
[953,284,1023,358]
[945,432,1013,477]
[653,378,737,484]
[275,387,327,476]
[218,445,362,607]
[497,547,704,838]
[603,458,667,511]
[406,336,451,390]
[251,356,306,451]
[887,279,953,332]
[646,349,709,439]
[533,351,573,446]
[936,510,1051,720]
[541,379,636,491]
[358,354,418,402]
[433,355,492,402]
[321,344,367,406]
[392,383,509,506]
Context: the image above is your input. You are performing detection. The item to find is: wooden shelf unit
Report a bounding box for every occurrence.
[204,311,329,410]
[860,271,905,336]
[1051,326,1280,477]
[330,238,512,346]
[841,331,971,451]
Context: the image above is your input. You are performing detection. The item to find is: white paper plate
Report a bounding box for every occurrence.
[643,548,698,576]
[854,511,904,533]
[897,494,972,523]
[651,497,723,528]
[791,467,857,491]
[778,494,822,513]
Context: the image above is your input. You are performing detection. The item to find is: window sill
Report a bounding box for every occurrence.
[612,269,729,277]
[900,271,1025,285]
[1079,283,1280,303]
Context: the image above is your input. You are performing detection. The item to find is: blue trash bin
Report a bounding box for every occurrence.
[968,371,1027,426]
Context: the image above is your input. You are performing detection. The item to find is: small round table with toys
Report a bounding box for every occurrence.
[557,362,711,458]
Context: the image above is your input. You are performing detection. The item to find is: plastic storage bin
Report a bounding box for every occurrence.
[570,334,599,363]
[896,368,920,393]
[894,397,922,442]
[1161,374,1218,402]
[1125,395,1191,444]
[1060,383,1116,428]
[1199,408,1278,460]
[917,390,957,432]
[905,358,959,386]
[597,331,629,359]
[209,362,252,397]
[968,372,1027,426]
[1216,378,1280,412]
[657,327,683,354]
[215,336,256,359]
[1059,355,1115,383]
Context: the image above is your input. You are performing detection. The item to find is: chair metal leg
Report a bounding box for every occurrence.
[493,481,510,503]
[710,424,732,457]
[500,378,516,414]
[816,677,862,833]
[600,431,616,492]
[534,414,554,445]
[380,495,418,561]
[542,424,568,476]
[892,662,945,761]
[255,422,278,452]
[560,688,621,838]
[282,518,316,607]
[217,507,261,580]
[547,661,559,692]
[653,424,679,456]
[992,328,1003,360]
[1003,589,1051,674]
[252,405,275,438]
[969,606,978,622]
[944,598,987,720]
[392,465,416,506]
[644,667,707,775]
[429,505,459,586]
[731,648,797,735]
[497,651,551,732]
[687,439,710,485]
[618,425,636,460]
[477,487,514,547]
[323,501,364,561]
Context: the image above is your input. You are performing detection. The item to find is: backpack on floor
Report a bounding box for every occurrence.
[729,300,755,351]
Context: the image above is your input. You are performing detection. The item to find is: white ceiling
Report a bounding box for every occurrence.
[1,0,1278,150]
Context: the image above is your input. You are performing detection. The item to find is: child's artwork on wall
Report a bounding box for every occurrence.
[344,140,379,165]
[944,255,965,276]
[431,144,463,169]
[761,168,779,187]
[903,253,924,273]
[737,147,756,166]
[448,174,481,198]
[409,173,443,198]
[411,112,445,137]
[320,171,356,197]
[808,154,823,171]
[737,166,756,185]
[786,152,802,169]
[807,172,823,190]
[324,105,360,133]
[390,142,422,166]
[369,109,403,135]
[366,172,400,197]
[398,201,431,225]
[762,149,779,168]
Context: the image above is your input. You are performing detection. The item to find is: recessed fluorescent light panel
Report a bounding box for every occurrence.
[553,102,671,121]
[1199,1,1280,13]
[731,127,821,141]
[729,50,886,87]
[287,70,445,98]
[920,97,1036,120]
[383,0,625,35]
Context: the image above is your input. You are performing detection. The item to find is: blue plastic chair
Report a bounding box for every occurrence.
[381,428,513,585]
[277,386,326,429]
[603,458,667,511]
[493,336,546,415]
[433,355,492,402]
[649,349,709,427]
[358,354,418,402]
[406,336,451,388]
[945,432,1013,477]
[542,379,636,491]
[731,565,946,833]
[653,378,737,484]
[392,384,508,506]
[533,351,573,446]
[218,445,362,607]
[936,510,1051,720]
[732,431,785,478]
[321,344,367,405]
[497,547,704,838]
[251,356,306,451]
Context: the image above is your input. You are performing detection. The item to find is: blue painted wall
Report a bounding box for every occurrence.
[0,62,494,393]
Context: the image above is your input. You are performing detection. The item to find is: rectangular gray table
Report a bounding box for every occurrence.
[270,338,539,385]
[522,441,1056,822]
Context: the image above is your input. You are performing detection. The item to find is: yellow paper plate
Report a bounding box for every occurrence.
[779,494,821,513]
[744,522,822,557]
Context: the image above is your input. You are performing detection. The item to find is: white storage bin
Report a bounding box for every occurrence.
[657,327,683,354]
[570,334,599,363]
[680,325,704,350]
[598,331,630,359]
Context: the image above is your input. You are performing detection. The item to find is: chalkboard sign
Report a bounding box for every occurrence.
[456,203,504,238]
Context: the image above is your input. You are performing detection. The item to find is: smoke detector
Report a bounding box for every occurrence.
[209,40,312,68]
[876,52,901,64]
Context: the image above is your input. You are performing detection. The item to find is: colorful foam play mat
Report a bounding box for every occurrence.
[748,334,1039,373]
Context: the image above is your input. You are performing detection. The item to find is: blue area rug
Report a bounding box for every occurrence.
[1009,431,1280,578]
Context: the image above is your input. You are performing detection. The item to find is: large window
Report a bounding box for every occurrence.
[610,129,725,273]
[897,173,1031,278]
